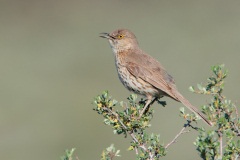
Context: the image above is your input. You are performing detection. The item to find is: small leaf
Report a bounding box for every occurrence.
[128,145,134,151]
[197,84,203,91]
[179,107,185,114]
[189,86,195,92]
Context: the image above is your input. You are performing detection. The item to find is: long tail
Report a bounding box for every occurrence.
[174,91,213,126]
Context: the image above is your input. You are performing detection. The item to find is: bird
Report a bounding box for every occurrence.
[100,29,212,126]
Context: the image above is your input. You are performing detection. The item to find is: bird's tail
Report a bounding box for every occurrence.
[174,91,213,126]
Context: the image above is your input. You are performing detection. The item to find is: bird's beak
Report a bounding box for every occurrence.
[99,32,113,39]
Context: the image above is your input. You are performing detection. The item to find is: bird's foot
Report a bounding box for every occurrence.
[156,99,167,107]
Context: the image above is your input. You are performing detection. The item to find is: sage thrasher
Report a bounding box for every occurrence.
[100,29,212,126]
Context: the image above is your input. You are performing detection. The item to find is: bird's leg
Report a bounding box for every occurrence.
[138,96,155,118]
[145,97,158,113]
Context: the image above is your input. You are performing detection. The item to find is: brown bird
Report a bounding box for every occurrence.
[100,29,212,126]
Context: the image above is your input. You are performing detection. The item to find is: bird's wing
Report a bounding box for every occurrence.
[122,49,180,100]
[126,62,178,101]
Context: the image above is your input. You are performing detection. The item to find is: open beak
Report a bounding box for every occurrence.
[99,32,113,39]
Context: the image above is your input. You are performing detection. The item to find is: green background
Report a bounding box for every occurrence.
[0,0,239,159]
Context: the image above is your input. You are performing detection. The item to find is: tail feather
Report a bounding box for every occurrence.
[174,91,213,126]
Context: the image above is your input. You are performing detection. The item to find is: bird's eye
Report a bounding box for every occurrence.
[118,34,124,39]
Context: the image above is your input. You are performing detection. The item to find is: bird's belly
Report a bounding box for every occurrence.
[117,67,160,96]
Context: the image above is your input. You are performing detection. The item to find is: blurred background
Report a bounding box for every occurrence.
[0,0,239,159]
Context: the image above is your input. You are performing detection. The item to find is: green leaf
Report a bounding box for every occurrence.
[197,84,203,91]
[179,107,185,114]
[60,148,76,160]
[189,86,195,92]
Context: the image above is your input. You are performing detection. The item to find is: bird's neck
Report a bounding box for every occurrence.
[109,40,138,55]
[111,45,134,55]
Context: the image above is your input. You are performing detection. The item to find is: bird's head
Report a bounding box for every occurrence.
[100,29,139,53]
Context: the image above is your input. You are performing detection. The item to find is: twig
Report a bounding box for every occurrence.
[135,147,138,155]
[233,105,240,136]
[235,154,239,160]
[139,144,154,160]
[234,104,239,118]
[218,131,223,159]
[165,122,191,149]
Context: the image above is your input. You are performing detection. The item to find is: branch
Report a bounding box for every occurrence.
[165,122,191,149]
[139,144,154,160]
[233,105,240,136]
[234,104,239,118]
[103,107,155,159]
[218,131,223,159]
[134,147,138,155]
